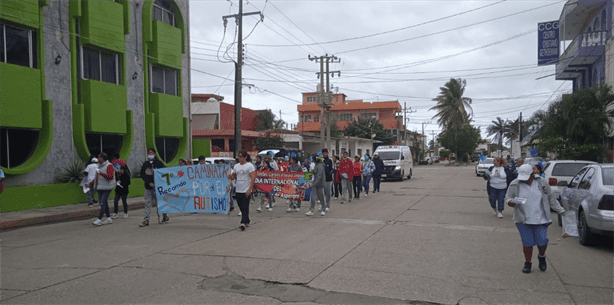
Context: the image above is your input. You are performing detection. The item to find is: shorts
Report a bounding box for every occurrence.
[515,222,550,247]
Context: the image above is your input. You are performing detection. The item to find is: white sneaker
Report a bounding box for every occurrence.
[321,211,326,216]
[102,218,113,225]
[256,207,262,212]
[498,212,503,219]
[295,208,300,212]
[92,219,102,226]
[287,208,293,213]
[265,204,270,209]
[305,211,314,216]
[365,193,368,197]
[325,207,329,212]
[110,213,118,219]
[238,212,242,216]
[267,208,273,212]
[123,213,129,218]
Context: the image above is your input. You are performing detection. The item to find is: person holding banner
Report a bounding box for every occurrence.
[228,150,256,231]
[139,149,168,227]
[338,152,354,204]
[256,160,274,212]
[286,157,303,212]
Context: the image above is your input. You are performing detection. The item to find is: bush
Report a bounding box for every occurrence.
[57,160,86,183]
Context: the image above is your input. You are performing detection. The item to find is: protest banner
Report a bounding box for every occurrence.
[155,164,232,214]
[253,170,312,201]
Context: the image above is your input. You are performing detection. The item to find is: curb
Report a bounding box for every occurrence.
[0,202,147,232]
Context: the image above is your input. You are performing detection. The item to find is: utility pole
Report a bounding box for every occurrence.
[421,121,431,161]
[223,1,263,158]
[309,54,340,151]
[519,112,523,157]
[400,104,416,146]
[430,130,438,158]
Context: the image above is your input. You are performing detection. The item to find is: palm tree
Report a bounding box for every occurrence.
[430,78,473,131]
[256,109,285,131]
[487,117,507,155]
[430,78,473,162]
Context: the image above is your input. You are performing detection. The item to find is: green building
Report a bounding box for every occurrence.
[0,0,192,211]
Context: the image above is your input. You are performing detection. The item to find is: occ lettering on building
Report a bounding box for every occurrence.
[538,21,559,66]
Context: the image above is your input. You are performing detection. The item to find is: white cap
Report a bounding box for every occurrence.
[91,158,98,163]
[516,164,533,181]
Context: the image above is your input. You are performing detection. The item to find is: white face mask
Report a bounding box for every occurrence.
[147,154,155,161]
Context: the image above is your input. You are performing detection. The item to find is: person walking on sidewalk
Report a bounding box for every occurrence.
[352,155,364,200]
[338,152,354,204]
[362,154,375,197]
[322,149,333,211]
[139,149,168,227]
[92,153,116,226]
[287,157,303,212]
[82,156,99,207]
[484,157,515,219]
[306,156,326,216]
[111,165,131,219]
[332,156,342,199]
[228,150,256,231]
[505,164,566,274]
[372,153,384,193]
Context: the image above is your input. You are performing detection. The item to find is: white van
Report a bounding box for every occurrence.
[374,145,413,181]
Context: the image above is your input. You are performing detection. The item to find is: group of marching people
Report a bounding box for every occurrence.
[227,148,386,231]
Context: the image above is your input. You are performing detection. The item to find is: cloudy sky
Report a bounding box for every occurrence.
[188,0,569,141]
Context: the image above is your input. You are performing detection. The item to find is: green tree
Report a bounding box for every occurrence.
[430,78,473,131]
[438,125,481,163]
[253,130,285,150]
[343,118,395,145]
[428,139,435,150]
[533,85,614,161]
[486,117,507,153]
[256,109,285,131]
[327,114,344,138]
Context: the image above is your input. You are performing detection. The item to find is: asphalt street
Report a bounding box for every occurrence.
[1,163,612,304]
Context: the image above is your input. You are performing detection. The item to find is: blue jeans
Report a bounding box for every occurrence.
[488,187,506,212]
[362,175,372,193]
[97,190,112,219]
[515,223,550,247]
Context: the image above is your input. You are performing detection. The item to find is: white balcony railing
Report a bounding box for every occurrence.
[581,30,607,47]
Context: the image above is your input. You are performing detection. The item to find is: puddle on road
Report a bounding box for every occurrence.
[198,273,441,304]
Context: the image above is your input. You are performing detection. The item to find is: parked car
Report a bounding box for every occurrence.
[374,145,413,181]
[524,157,543,166]
[543,160,597,200]
[559,164,614,245]
[475,158,494,176]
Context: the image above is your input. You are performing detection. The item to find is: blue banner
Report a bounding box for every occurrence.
[154,164,232,214]
[538,20,559,66]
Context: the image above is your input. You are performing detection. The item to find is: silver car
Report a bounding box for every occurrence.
[542,160,596,200]
[559,164,614,245]
[475,158,494,176]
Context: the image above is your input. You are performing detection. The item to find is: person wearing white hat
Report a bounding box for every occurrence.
[82,156,100,207]
[505,164,566,274]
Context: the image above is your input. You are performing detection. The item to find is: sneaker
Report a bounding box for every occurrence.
[305,211,314,216]
[92,219,102,226]
[294,208,300,212]
[321,211,326,216]
[325,207,329,212]
[240,224,246,231]
[340,201,346,204]
[287,208,293,213]
[365,193,368,197]
[238,212,242,216]
[267,208,273,212]
[102,218,113,225]
[162,216,169,223]
[493,209,498,215]
[497,212,503,219]
[139,221,149,227]
[123,213,129,218]
[256,207,262,212]
[265,204,270,209]
[110,213,118,219]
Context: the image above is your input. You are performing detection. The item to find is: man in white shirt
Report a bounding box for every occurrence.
[228,150,256,231]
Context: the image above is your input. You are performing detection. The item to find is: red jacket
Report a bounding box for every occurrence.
[353,161,363,177]
[338,158,354,180]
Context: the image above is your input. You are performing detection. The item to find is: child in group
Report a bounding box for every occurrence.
[256,161,274,212]
[287,157,303,212]
[112,165,131,218]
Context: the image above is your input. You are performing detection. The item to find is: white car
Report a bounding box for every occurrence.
[475,158,494,176]
[542,160,596,200]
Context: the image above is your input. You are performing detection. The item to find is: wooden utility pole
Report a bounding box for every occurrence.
[223,1,262,157]
[309,54,340,151]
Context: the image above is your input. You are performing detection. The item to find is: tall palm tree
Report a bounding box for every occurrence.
[487,117,507,154]
[430,78,473,131]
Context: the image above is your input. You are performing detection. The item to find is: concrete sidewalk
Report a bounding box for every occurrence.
[0,197,147,232]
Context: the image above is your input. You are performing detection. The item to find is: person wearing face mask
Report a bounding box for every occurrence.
[139,148,167,227]
[92,153,116,226]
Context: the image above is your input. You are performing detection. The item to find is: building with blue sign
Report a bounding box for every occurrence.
[556,0,612,91]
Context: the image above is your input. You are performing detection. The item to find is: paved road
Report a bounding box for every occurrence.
[2,163,612,304]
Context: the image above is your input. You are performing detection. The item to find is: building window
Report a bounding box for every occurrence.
[81,46,121,84]
[306,96,317,102]
[314,115,319,122]
[0,22,37,68]
[153,0,176,27]
[156,137,180,163]
[303,115,312,122]
[360,113,377,120]
[0,128,39,168]
[340,113,353,121]
[150,65,178,95]
[85,133,124,158]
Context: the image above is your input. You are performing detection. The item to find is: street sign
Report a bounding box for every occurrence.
[538,20,559,66]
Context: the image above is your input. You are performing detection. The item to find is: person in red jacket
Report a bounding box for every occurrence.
[352,155,364,200]
[338,152,354,204]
